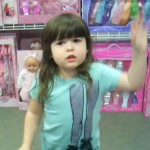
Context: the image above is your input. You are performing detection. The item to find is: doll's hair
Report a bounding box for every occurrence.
[24,52,41,62]
[37,13,94,103]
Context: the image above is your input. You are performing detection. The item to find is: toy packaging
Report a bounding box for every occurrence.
[143,51,150,117]
[92,42,144,112]
[17,50,42,110]
[143,0,150,30]
[82,0,144,33]
[20,38,42,50]
[1,0,18,24]
[17,0,80,24]
[0,0,3,25]
[0,35,18,107]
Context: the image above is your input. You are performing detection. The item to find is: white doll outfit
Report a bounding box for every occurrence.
[17,68,36,102]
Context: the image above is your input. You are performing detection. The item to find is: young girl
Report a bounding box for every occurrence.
[17,53,40,102]
[18,13,147,150]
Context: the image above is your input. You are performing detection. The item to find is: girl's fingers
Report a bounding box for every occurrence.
[131,21,137,42]
[139,9,144,23]
[131,15,145,37]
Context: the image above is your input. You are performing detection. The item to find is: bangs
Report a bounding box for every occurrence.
[56,23,86,40]
[48,15,88,41]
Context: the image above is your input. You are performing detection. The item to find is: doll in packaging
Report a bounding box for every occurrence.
[30,39,42,50]
[0,45,6,96]
[119,0,132,25]
[17,52,40,102]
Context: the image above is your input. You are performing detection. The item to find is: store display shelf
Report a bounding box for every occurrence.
[0,24,46,31]
[0,24,150,42]
[91,32,150,42]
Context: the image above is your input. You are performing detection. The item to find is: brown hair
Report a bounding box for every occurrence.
[37,13,94,103]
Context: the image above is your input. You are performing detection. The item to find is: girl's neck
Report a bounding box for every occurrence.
[58,68,78,79]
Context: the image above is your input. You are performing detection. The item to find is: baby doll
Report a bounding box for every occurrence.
[17,52,40,102]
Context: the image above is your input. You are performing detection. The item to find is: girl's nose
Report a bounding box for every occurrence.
[66,41,73,51]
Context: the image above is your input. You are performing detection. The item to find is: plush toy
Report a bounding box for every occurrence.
[17,52,40,102]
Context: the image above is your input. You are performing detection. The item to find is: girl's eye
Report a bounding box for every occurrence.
[56,40,65,45]
[73,38,81,43]
[57,41,63,45]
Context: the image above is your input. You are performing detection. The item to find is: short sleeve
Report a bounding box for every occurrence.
[101,64,121,92]
[90,62,121,94]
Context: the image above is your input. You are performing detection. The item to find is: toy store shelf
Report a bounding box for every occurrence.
[91,32,150,42]
[0,24,150,41]
[0,24,46,31]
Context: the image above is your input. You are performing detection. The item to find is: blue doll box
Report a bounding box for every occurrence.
[82,0,144,33]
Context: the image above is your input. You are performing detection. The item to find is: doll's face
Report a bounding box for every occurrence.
[25,57,40,73]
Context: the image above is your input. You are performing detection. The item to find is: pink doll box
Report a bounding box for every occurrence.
[17,50,42,111]
[143,51,150,117]
[0,36,18,107]
[2,0,18,24]
[0,32,19,49]
[0,0,3,26]
[17,0,81,24]
[92,42,144,112]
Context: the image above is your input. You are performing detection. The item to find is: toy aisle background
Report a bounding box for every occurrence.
[0,0,150,117]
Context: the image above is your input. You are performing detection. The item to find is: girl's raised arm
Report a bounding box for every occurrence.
[117,14,148,91]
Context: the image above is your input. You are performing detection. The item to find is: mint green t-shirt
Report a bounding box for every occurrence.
[30,62,121,150]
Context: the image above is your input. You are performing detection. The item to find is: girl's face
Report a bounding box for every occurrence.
[51,37,87,77]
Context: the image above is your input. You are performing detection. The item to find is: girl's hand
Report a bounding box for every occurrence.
[131,12,148,53]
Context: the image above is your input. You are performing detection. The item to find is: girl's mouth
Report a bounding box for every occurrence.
[66,55,76,62]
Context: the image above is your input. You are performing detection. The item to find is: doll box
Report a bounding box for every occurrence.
[17,50,42,111]
[82,0,144,33]
[0,36,18,107]
[20,38,42,50]
[92,42,133,59]
[143,83,150,117]
[17,0,81,24]
[143,0,150,30]
[1,0,18,24]
[143,52,150,117]
[0,0,3,26]
[92,42,145,112]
